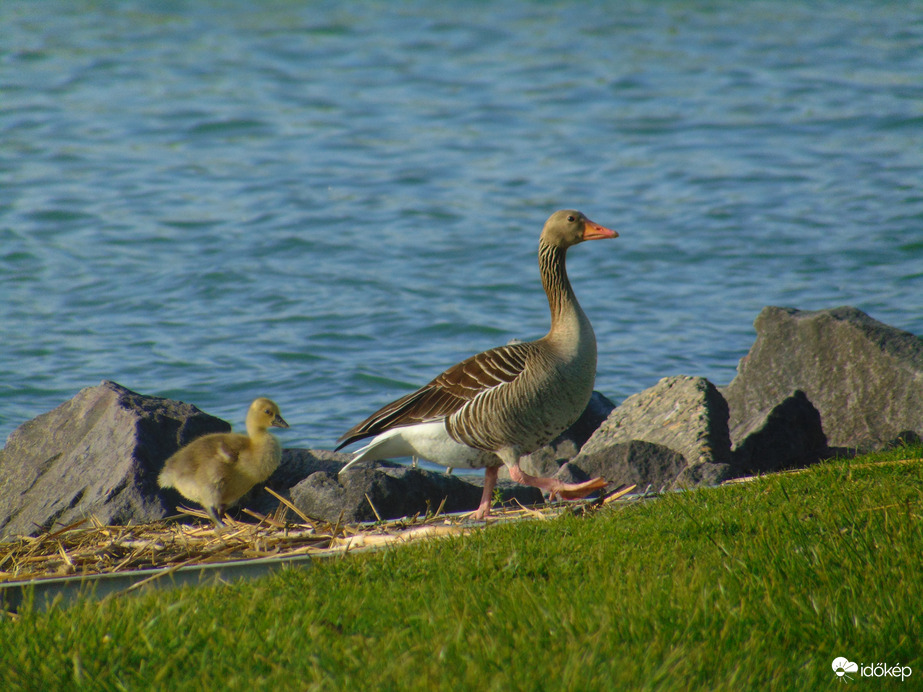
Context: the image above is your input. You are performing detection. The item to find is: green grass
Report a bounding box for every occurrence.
[2,445,922,691]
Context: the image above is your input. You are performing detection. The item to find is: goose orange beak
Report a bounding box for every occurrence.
[582,219,618,240]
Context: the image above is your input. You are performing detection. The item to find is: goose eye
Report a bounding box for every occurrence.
[567,215,576,222]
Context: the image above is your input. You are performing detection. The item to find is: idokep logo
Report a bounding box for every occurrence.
[832,658,858,681]
[832,657,913,682]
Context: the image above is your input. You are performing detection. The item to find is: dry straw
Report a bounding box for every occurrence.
[0,486,638,585]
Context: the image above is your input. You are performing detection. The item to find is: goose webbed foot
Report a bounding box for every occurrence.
[547,477,608,500]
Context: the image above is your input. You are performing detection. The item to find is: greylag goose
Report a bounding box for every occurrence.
[337,210,617,519]
[158,397,289,526]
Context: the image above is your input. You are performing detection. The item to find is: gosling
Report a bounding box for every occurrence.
[158,397,289,527]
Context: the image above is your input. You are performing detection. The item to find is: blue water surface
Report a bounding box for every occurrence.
[1,1,921,449]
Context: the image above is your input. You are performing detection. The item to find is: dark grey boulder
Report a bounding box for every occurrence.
[729,390,828,475]
[672,461,736,489]
[887,430,921,448]
[555,439,687,493]
[242,448,352,517]
[462,474,545,509]
[573,376,733,488]
[289,462,543,524]
[0,381,230,540]
[722,306,923,451]
[271,448,352,489]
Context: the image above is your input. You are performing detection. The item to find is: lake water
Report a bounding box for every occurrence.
[2,1,922,451]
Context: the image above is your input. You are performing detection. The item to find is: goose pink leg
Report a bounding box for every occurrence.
[473,466,500,520]
[508,465,607,500]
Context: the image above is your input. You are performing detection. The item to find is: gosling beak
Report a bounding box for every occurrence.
[273,415,290,429]
[582,218,618,240]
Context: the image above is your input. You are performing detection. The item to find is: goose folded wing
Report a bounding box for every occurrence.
[336,342,532,449]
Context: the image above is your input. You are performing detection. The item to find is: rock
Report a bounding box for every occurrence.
[722,306,923,451]
[573,376,732,488]
[271,448,352,489]
[887,430,921,449]
[729,390,828,475]
[555,440,687,493]
[0,381,230,540]
[673,461,735,489]
[243,448,352,517]
[289,462,543,524]
[501,390,616,479]
[463,475,544,509]
[514,441,579,478]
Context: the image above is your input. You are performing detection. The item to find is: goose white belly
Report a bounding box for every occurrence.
[340,421,499,472]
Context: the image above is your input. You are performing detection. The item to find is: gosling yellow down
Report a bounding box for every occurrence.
[158,397,289,526]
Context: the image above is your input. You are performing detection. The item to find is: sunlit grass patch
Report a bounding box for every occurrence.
[2,445,921,690]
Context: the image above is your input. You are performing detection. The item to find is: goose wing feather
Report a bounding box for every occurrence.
[336,341,535,450]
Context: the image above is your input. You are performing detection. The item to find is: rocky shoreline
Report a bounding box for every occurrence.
[2,305,921,541]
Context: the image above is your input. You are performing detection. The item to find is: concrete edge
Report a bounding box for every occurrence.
[0,552,319,613]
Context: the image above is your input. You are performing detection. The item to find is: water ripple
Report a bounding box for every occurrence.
[1,1,921,449]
